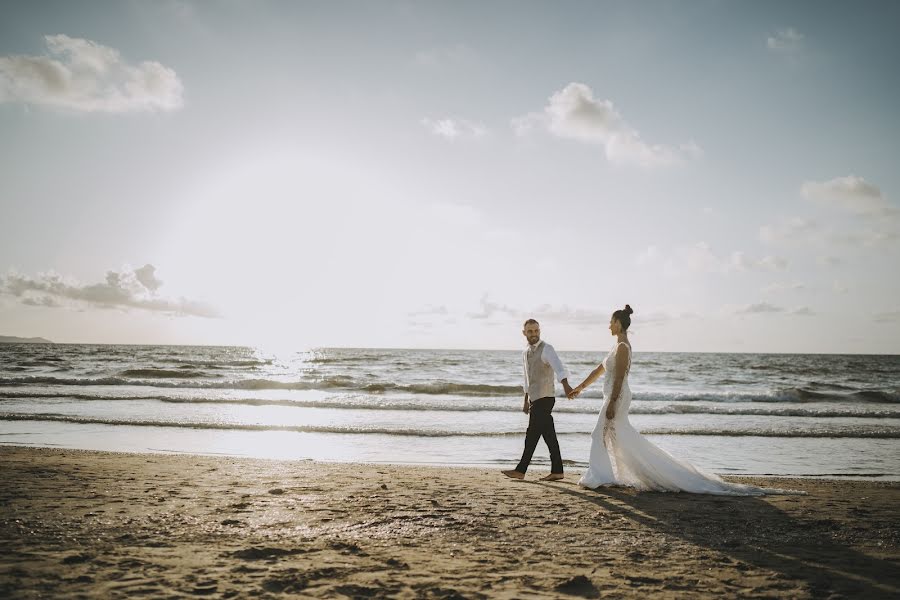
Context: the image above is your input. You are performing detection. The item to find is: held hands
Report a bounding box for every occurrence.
[562,380,576,400]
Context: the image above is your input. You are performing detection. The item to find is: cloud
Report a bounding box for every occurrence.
[762,176,899,253]
[735,302,785,315]
[733,302,814,316]
[436,294,691,331]
[421,117,487,141]
[767,28,804,51]
[134,263,163,292]
[407,304,455,330]
[874,310,900,323]
[640,242,788,276]
[759,218,819,244]
[408,304,449,318]
[816,256,841,268]
[512,82,701,167]
[530,304,689,329]
[531,304,610,328]
[0,34,183,113]
[762,281,807,294]
[464,295,607,327]
[801,175,894,216]
[0,264,217,317]
[730,252,788,272]
[467,294,520,320]
[21,295,62,308]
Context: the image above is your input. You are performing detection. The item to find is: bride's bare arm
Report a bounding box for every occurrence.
[574,364,605,395]
[605,344,630,418]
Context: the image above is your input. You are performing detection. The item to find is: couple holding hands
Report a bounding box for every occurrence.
[502,307,799,496]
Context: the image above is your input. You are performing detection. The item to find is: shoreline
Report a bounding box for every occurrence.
[2,446,898,598]
[2,442,898,481]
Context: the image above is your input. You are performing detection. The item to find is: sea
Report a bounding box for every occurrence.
[1,344,898,480]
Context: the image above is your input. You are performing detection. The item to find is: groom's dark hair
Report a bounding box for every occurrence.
[523,318,539,328]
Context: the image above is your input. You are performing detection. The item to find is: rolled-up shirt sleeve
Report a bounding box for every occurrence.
[541,344,570,382]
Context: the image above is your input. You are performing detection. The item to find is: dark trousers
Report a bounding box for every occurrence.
[515,397,563,474]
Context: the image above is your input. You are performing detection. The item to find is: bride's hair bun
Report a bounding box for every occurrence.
[611,304,634,331]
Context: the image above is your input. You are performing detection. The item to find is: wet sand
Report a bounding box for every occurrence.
[1,446,898,598]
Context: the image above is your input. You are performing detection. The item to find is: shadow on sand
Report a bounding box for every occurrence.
[539,480,899,598]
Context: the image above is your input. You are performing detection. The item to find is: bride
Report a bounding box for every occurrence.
[571,305,800,495]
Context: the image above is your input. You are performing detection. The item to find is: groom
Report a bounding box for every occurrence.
[502,318,574,481]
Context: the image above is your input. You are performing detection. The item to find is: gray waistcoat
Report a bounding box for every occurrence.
[525,341,556,401]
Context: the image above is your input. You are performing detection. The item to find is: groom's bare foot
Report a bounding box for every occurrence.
[540,473,565,481]
[501,470,525,480]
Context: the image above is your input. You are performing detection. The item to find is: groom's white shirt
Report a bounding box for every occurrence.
[523,341,570,397]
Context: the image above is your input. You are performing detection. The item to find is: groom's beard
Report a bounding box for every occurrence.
[527,337,540,345]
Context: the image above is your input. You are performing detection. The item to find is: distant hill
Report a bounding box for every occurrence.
[0,336,54,344]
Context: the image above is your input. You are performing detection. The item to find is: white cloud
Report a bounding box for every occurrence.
[467,294,520,320]
[531,304,609,328]
[762,281,807,294]
[0,34,183,113]
[816,256,841,268]
[730,252,788,272]
[733,302,814,316]
[641,242,788,276]
[134,263,163,292]
[874,310,900,324]
[762,176,899,253]
[421,117,487,141]
[432,294,692,332]
[801,175,893,215]
[0,264,217,317]
[408,304,449,318]
[735,302,784,315]
[512,82,700,167]
[407,304,454,330]
[767,28,804,51]
[759,217,819,244]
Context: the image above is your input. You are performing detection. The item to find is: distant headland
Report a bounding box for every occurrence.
[0,336,54,344]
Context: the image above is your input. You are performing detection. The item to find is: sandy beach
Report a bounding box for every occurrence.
[1,447,897,599]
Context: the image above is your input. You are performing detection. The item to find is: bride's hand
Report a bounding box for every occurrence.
[605,404,615,420]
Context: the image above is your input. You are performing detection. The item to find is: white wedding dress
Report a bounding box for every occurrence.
[578,342,799,495]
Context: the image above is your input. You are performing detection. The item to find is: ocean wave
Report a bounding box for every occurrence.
[2,391,899,418]
[156,359,272,368]
[1,413,898,438]
[635,388,900,404]
[1,375,898,404]
[119,369,212,379]
[361,382,523,396]
[639,427,900,439]
[0,376,523,396]
[14,360,69,368]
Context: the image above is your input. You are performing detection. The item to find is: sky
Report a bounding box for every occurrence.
[1,0,898,353]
